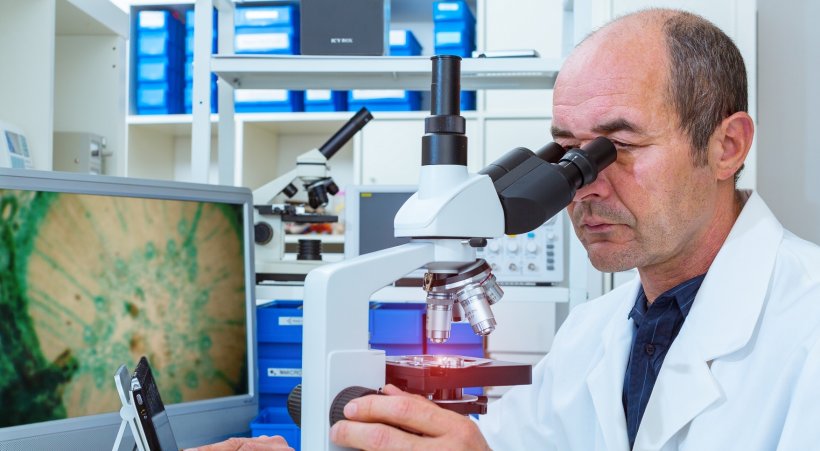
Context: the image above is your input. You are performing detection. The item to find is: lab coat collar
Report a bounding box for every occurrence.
[634,191,784,450]
[586,278,640,451]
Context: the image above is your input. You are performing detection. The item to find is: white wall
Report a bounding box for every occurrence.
[757,0,820,245]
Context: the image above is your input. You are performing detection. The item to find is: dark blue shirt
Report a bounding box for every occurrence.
[622,274,706,449]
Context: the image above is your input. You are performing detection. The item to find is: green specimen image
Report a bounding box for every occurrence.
[0,190,248,427]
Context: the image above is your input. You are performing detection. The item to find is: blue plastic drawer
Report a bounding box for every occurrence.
[250,408,301,450]
[257,301,304,343]
[389,30,422,56]
[461,91,476,111]
[433,0,476,24]
[258,358,302,394]
[235,27,298,54]
[304,90,348,112]
[259,393,289,411]
[235,90,304,112]
[348,91,421,112]
[136,10,173,30]
[136,83,182,114]
[369,303,425,344]
[136,11,183,57]
[136,57,177,82]
[236,5,298,28]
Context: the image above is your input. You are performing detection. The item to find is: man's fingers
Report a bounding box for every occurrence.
[331,419,426,451]
[381,384,418,397]
[185,435,292,451]
[342,390,462,438]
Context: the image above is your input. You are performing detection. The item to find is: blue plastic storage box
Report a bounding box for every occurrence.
[234,4,299,55]
[348,90,421,112]
[389,29,422,56]
[304,90,348,112]
[433,0,476,24]
[235,28,299,55]
[369,303,425,355]
[136,83,182,115]
[236,4,298,28]
[250,407,300,449]
[235,90,305,112]
[136,57,178,83]
[136,10,183,57]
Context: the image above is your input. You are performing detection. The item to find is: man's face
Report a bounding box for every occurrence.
[552,29,719,273]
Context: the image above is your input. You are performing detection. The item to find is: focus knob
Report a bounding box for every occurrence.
[287,384,302,427]
[254,222,274,245]
[330,386,378,427]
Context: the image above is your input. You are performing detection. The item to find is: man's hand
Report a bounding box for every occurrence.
[329,384,491,451]
[185,435,294,451]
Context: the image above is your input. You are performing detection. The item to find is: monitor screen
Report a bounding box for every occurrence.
[343,185,415,260]
[0,169,257,450]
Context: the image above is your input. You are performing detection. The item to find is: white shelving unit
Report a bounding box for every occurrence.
[0,0,128,173]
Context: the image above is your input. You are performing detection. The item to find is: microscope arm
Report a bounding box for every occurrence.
[301,242,437,451]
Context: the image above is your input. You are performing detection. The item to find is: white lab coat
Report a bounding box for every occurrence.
[478,191,820,450]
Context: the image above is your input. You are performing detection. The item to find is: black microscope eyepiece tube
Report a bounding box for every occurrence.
[534,142,566,164]
[319,107,373,159]
[558,136,617,187]
[422,55,467,166]
[431,55,461,117]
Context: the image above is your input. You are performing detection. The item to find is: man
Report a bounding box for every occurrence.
[328,8,820,451]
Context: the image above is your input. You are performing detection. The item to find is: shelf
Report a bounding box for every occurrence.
[211,55,561,90]
[57,0,129,37]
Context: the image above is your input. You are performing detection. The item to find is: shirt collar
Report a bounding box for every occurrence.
[628,273,707,326]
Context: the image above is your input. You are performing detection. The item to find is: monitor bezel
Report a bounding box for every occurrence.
[343,184,417,260]
[0,168,258,448]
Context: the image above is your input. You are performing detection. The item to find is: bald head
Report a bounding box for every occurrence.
[556,9,748,169]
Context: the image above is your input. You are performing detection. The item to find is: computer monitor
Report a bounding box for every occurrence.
[0,169,257,450]
[343,185,415,260]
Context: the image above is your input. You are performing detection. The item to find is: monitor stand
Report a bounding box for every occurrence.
[112,364,148,451]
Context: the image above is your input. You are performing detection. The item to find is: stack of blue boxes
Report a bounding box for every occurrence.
[184,9,217,114]
[347,29,423,112]
[234,4,303,112]
[252,301,484,448]
[134,10,185,114]
[433,0,476,111]
[304,90,348,112]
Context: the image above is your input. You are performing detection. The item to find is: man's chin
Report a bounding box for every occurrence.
[586,251,638,273]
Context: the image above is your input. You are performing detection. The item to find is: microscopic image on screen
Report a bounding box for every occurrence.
[0,190,248,428]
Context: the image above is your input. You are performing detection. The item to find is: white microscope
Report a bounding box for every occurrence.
[289,56,616,450]
[252,108,372,282]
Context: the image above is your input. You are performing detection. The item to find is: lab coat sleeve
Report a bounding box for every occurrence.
[775,333,820,450]
[477,352,561,450]
[477,301,598,450]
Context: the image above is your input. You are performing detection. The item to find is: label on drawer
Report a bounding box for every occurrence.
[438,3,461,12]
[278,316,303,326]
[236,33,289,51]
[246,10,280,21]
[267,368,302,377]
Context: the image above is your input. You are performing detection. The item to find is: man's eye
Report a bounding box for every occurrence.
[611,140,636,150]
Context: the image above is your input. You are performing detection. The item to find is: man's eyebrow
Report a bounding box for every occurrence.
[550,125,574,139]
[550,118,644,140]
[592,118,644,135]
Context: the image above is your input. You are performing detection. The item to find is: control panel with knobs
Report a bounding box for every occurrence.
[476,213,565,285]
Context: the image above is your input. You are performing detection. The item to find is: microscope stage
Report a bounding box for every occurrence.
[385,355,532,395]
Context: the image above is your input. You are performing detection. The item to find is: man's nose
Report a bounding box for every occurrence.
[573,166,612,202]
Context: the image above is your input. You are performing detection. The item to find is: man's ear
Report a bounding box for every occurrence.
[711,111,754,181]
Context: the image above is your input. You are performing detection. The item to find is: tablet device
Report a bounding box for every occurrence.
[131,356,180,451]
